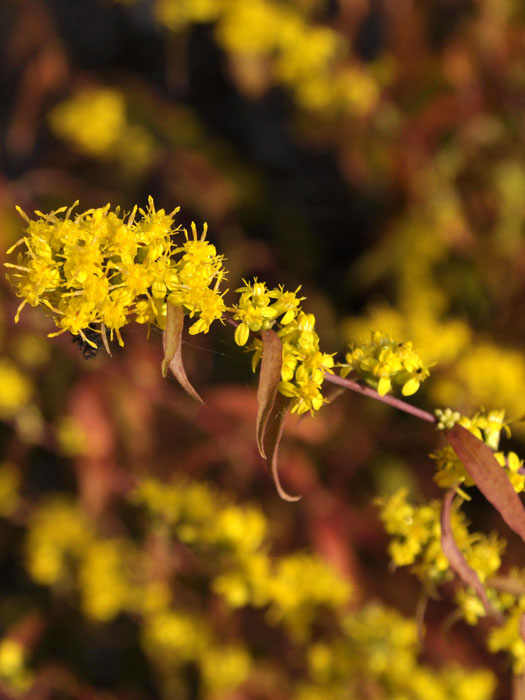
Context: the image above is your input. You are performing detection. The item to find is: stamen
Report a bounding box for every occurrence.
[14,299,27,323]
[15,206,30,224]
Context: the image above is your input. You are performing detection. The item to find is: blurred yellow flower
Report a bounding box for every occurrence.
[49,88,126,157]
[0,638,32,693]
[0,359,31,419]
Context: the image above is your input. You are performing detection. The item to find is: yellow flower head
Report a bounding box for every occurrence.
[233,281,330,414]
[5,199,227,351]
[343,331,430,397]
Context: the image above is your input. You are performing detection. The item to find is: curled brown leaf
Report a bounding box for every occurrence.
[162,303,204,404]
[440,489,497,619]
[263,393,301,502]
[256,330,283,458]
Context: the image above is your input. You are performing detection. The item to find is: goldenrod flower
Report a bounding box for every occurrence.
[431,409,522,493]
[232,278,281,345]
[5,199,227,351]
[48,87,156,172]
[48,88,126,158]
[343,331,430,397]
[232,283,331,415]
[378,488,505,586]
[0,638,33,693]
[0,360,31,419]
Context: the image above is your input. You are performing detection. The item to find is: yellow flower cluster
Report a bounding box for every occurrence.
[377,488,525,673]
[0,359,31,419]
[454,566,525,672]
[432,342,525,421]
[153,0,222,29]
[487,588,525,673]
[5,201,338,417]
[153,0,379,114]
[143,610,251,694]
[21,478,497,697]
[431,409,524,494]
[295,603,495,700]
[132,478,352,685]
[79,539,135,621]
[277,312,335,415]
[25,498,138,622]
[232,279,334,414]
[377,488,505,585]
[0,638,32,695]
[26,498,95,585]
[215,551,352,641]
[342,305,472,370]
[132,477,266,555]
[342,330,430,397]
[5,199,227,349]
[134,477,351,639]
[434,407,461,430]
[232,279,303,345]
[49,88,125,157]
[48,87,155,170]
[24,492,252,693]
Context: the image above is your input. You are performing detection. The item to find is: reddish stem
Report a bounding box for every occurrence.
[324,372,436,424]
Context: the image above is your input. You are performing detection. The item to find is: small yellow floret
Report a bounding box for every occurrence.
[344,331,430,398]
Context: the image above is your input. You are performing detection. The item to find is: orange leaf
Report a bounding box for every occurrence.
[256,330,283,458]
[263,393,301,502]
[162,303,204,404]
[447,424,525,543]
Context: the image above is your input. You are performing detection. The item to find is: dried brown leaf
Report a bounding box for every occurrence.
[447,424,525,543]
[263,393,301,502]
[440,489,495,618]
[162,303,204,404]
[256,330,283,458]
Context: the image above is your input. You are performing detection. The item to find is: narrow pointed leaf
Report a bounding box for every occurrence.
[161,302,180,377]
[440,490,495,618]
[446,424,525,543]
[162,303,204,404]
[263,394,301,502]
[256,330,283,458]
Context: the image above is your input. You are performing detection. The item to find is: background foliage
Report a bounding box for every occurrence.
[0,0,524,698]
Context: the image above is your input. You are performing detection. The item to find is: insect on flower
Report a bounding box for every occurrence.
[71,328,100,360]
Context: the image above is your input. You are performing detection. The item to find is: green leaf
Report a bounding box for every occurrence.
[256,330,283,458]
[446,424,525,543]
[263,393,301,502]
[162,303,204,404]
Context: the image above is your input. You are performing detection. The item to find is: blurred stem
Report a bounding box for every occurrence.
[513,673,525,700]
[488,577,525,596]
[324,373,436,424]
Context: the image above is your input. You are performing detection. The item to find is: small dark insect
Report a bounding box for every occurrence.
[71,328,100,360]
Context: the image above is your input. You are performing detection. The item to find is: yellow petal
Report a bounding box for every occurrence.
[401,378,420,396]
[377,376,391,396]
[234,323,250,347]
